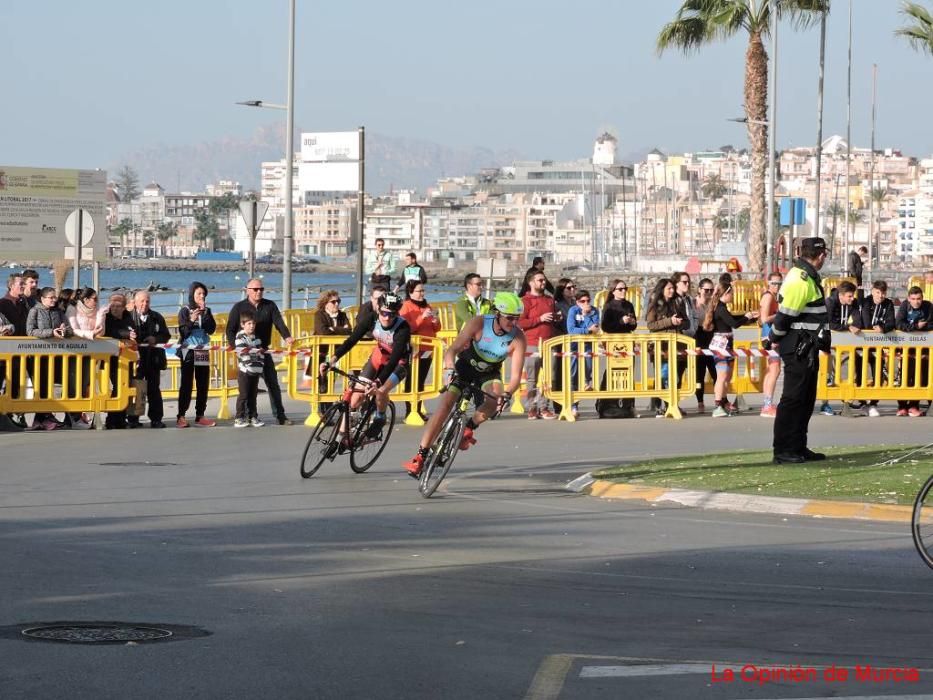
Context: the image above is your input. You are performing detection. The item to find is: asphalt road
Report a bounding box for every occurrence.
[1,402,931,699]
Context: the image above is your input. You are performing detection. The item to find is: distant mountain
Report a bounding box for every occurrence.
[107,124,523,195]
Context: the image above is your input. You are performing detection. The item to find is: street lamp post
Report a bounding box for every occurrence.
[234,0,296,310]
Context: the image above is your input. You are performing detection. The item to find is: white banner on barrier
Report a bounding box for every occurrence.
[0,337,122,356]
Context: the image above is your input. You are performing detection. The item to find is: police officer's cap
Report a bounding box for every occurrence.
[800,237,827,256]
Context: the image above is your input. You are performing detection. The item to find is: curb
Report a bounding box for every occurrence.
[569,474,913,524]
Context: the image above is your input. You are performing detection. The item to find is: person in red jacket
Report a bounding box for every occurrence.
[400,279,441,420]
[518,270,557,419]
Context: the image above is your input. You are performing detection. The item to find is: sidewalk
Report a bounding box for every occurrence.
[568,473,915,523]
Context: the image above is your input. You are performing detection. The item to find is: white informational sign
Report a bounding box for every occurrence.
[300,132,359,162]
[298,131,360,196]
[0,166,107,261]
[64,207,95,245]
[0,337,122,356]
[731,328,933,347]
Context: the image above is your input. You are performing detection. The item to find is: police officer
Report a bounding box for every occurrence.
[769,237,830,464]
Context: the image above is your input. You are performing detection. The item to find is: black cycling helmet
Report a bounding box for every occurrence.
[377,292,403,313]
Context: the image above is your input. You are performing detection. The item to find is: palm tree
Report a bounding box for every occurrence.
[870,186,888,260]
[193,210,219,253]
[701,174,728,200]
[896,2,933,56]
[111,218,133,257]
[156,221,178,258]
[825,200,846,255]
[657,0,829,273]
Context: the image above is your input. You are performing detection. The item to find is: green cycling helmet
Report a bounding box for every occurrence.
[493,291,524,316]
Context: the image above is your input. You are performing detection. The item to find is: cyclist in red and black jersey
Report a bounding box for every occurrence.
[320,293,411,437]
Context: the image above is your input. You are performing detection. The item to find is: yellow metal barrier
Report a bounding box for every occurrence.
[728,281,766,314]
[822,276,856,292]
[161,341,237,420]
[0,337,137,425]
[817,331,933,409]
[907,277,933,300]
[701,327,767,406]
[593,285,642,319]
[541,332,696,420]
[286,335,445,427]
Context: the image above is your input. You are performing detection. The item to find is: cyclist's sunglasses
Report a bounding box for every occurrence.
[378,308,398,317]
[499,313,520,321]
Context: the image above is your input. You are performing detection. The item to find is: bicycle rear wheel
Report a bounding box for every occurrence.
[349,399,396,473]
[912,474,933,570]
[299,403,343,478]
[419,410,465,498]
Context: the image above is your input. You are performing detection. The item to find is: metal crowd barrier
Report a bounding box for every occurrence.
[285,335,445,427]
[0,337,137,428]
[541,332,696,420]
[818,331,933,414]
[161,340,238,420]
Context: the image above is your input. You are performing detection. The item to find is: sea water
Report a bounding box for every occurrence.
[24,267,463,316]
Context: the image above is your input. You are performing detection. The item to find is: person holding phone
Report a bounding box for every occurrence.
[646,278,690,417]
[176,281,217,428]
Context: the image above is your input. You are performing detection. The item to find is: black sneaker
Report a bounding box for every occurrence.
[365,416,386,439]
[277,415,294,426]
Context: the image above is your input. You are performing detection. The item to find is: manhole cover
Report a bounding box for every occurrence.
[1,621,211,645]
[22,624,172,643]
[98,461,178,467]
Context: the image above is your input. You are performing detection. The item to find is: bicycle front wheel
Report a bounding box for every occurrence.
[912,474,933,570]
[349,399,396,474]
[299,403,343,478]
[419,410,465,498]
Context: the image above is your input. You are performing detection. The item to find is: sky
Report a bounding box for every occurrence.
[2,0,931,171]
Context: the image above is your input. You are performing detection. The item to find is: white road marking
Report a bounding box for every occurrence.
[580,663,734,677]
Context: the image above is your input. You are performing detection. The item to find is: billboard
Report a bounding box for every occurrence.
[0,166,107,261]
[300,131,359,162]
[298,132,360,198]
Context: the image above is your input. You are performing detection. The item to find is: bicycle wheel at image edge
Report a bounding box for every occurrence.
[419,412,465,498]
[912,474,933,570]
[299,403,343,478]
[349,399,396,473]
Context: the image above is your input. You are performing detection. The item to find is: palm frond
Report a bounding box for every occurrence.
[657,0,746,54]
[896,1,933,55]
[779,0,830,31]
[657,17,714,54]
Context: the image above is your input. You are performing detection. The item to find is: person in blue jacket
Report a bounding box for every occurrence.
[566,289,600,418]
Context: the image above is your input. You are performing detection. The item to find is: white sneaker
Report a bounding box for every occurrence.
[250,417,265,427]
[234,418,249,428]
[867,406,880,418]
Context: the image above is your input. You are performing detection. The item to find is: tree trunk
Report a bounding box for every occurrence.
[744,31,768,275]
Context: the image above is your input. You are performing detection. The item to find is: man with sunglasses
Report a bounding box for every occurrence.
[227,279,295,425]
[320,293,411,440]
[403,292,527,478]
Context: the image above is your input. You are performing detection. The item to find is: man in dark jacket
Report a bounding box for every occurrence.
[103,292,135,429]
[0,274,28,415]
[848,246,866,292]
[859,279,896,417]
[226,279,295,425]
[895,286,933,416]
[129,290,171,428]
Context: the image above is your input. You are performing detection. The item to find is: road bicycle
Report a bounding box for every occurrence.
[418,372,506,498]
[299,366,396,478]
[912,473,933,569]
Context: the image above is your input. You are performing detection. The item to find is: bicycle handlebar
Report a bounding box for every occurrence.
[327,365,377,389]
[442,371,511,417]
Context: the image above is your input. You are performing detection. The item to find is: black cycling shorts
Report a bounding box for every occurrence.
[453,356,502,407]
[361,358,407,385]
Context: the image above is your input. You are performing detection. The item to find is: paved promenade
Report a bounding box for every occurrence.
[1,397,931,699]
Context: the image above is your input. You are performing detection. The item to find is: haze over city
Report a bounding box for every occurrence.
[3,0,932,183]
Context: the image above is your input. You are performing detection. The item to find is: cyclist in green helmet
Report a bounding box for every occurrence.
[403,291,528,477]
